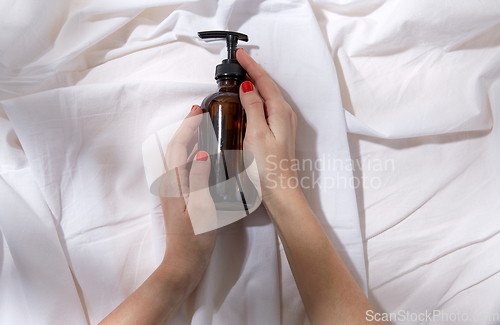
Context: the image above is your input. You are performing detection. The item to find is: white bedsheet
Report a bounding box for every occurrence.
[2,0,499,324]
[313,0,500,323]
[0,1,365,324]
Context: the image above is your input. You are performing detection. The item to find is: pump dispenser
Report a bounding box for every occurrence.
[198,31,248,81]
[198,30,257,211]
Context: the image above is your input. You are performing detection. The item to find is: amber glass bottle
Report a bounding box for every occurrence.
[198,31,257,211]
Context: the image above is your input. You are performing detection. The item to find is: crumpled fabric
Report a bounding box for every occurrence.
[0,1,366,324]
[313,0,500,322]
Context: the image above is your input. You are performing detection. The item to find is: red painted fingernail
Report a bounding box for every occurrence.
[191,105,197,111]
[241,81,254,93]
[196,151,208,161]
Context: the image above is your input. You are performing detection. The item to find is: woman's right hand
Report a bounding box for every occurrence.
[236,49,301,203]
[236,49,383,325]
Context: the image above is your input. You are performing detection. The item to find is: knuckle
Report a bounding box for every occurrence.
[281,101,292,112]
[266,98,283,107]
[280,103,294,117]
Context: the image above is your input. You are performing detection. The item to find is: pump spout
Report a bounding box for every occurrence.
[198,30,249,81]
[198,31,248,61]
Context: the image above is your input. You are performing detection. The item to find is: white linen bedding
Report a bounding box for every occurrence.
[1,0,499,324]
[313,0,500,323]
[1,1,365,324]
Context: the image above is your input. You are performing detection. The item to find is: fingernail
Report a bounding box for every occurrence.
[241,81,254,93]
[196,151,208,162]
[191,105,198,111]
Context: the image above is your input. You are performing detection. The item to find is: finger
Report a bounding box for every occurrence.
[166,105,203,170]
[239,80,270,137]
[186,127,198,160]
[236,49,283,103]
[171,105,203,148]
[187,142,198,163]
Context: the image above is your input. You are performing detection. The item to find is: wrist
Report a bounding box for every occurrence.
[261,169,302,198]
[157,259,200,299]
[262,186,307,218]
[162,242,213,280]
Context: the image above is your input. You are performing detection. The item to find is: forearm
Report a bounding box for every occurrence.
[100,148,216,325]
[264,189,382,325]
[99,262,194,325]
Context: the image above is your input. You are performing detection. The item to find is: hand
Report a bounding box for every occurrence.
[236,49,300,202]
[236,50,383,325]
[99,106,217,325]
[159,105,217,288]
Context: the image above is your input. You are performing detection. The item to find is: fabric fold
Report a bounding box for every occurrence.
[1,1,367,324]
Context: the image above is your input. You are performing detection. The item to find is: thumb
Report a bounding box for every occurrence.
[187,151,217,234]
[189,151,211,194]
[239,80,269,137]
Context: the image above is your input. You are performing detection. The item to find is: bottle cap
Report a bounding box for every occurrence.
[198,31,249,81]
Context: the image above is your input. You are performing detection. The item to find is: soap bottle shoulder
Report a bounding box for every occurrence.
[201,88,240,109]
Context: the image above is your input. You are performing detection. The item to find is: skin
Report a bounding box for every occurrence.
[99,108,217,325]
[99,49,384,325]
[237,49,383,325]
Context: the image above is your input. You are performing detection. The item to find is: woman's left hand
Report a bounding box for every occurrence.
[159,104,217,285]
[99,105,217,325]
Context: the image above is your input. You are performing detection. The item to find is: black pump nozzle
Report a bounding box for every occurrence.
[198,30,249,80]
